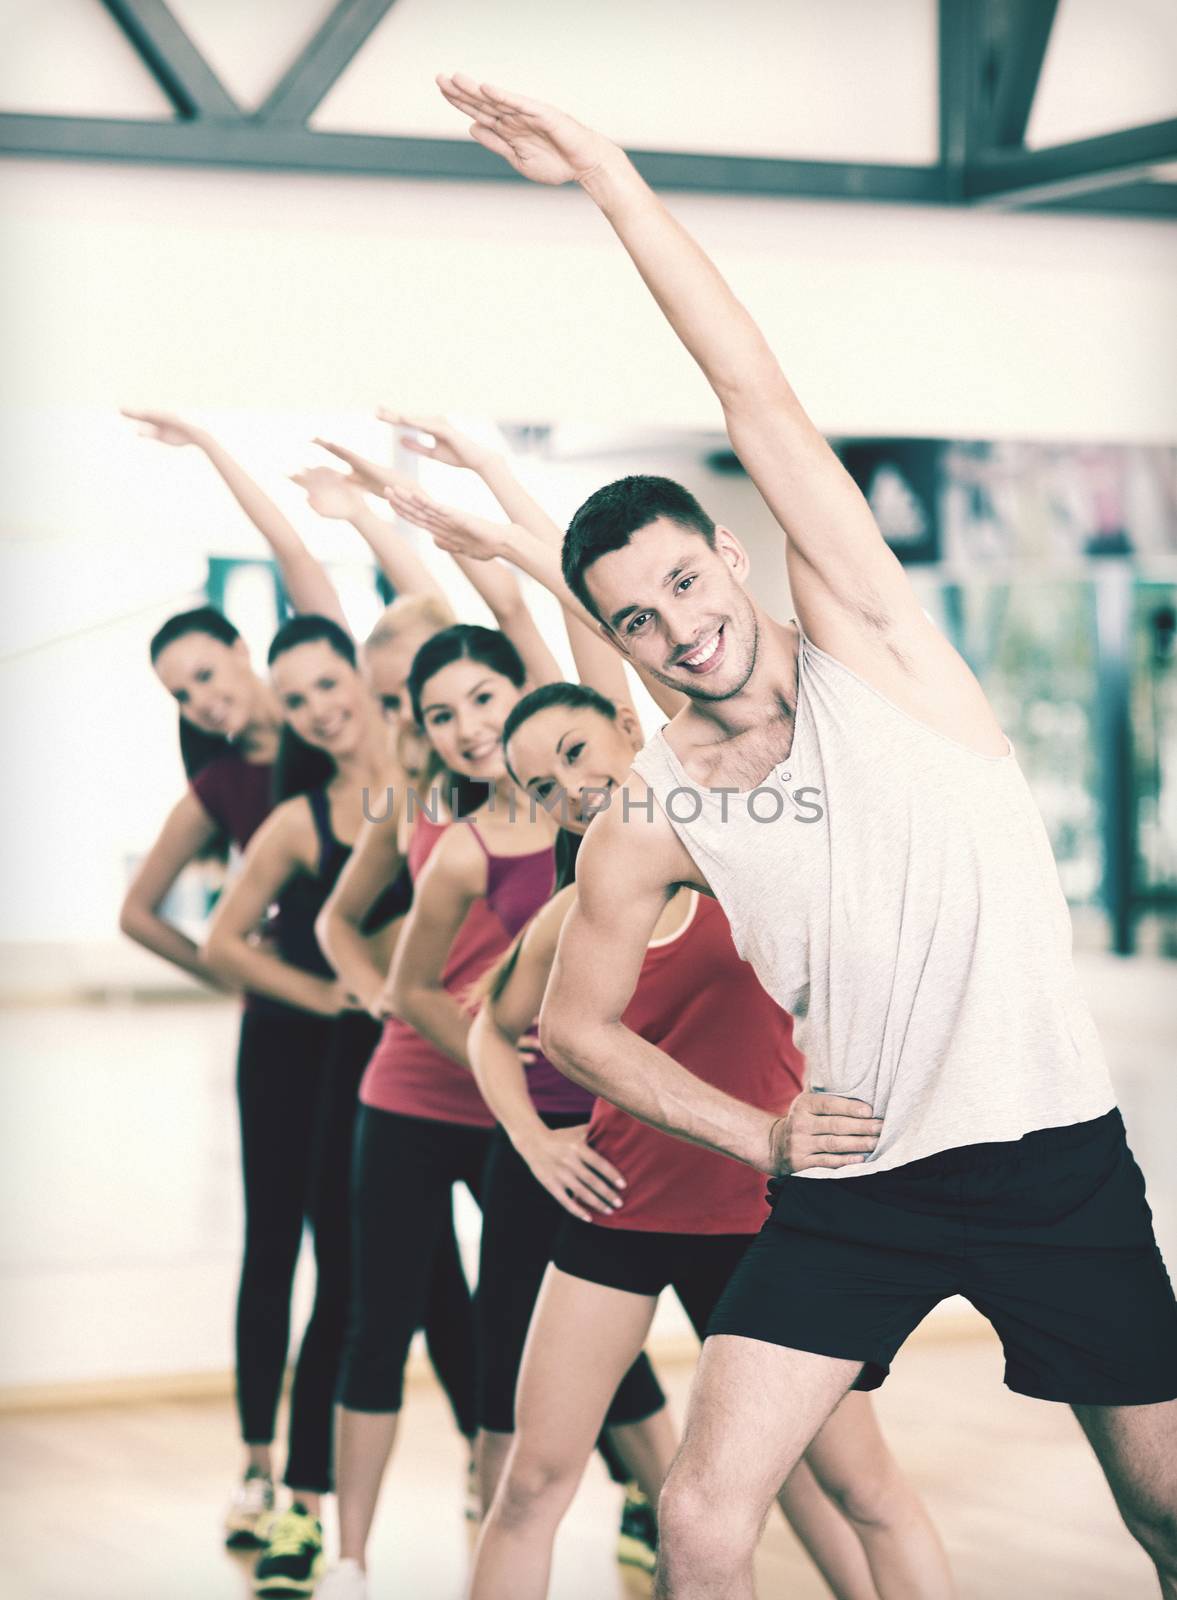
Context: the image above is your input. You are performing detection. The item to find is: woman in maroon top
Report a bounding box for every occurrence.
[462,682,952,1600]
[117,413,527,1556]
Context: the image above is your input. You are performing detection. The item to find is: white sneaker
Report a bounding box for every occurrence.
[224,1469,275,1549]
[314,1558,368,1599]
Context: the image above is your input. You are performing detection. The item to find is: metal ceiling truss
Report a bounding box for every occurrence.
[0,0,1173,217]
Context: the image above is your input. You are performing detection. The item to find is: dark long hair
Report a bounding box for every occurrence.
[267,614,358,803]
[501,680,619,786]
[479,682,614,1007]
[150,606,242,782]
[407,624,526,729]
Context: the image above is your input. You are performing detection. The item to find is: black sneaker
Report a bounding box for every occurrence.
[616,1481,658,1573]
[252,1503,324,1597]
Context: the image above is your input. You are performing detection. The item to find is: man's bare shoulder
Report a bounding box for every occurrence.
[584,770,710,895]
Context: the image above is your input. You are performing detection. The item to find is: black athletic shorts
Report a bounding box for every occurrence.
[554,1221,755,1339]
[708,1109,1177,1405]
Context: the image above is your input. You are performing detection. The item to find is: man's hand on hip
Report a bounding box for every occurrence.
[767,1093,882,1175]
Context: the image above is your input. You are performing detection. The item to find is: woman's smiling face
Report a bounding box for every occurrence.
[270,638,367,756]
[153,631,256,738]
[505,701,642,832]
[416,657,523,780]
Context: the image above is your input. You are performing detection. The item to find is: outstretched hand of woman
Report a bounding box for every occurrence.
[312,437,415,497]
[122,408,210,449]
[290,465,369,523]
[377,409,496,474]
[383,479,512,563]
[517,1122,626,1224]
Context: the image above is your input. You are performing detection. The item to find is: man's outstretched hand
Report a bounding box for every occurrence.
[437,74,618,187]
[766,1093,883,1176]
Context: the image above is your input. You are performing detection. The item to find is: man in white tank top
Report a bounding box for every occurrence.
[439,75,1177,1600]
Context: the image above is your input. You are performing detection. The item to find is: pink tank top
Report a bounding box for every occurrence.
[360,817,556,1126]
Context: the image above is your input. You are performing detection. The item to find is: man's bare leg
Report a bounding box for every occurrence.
[802,1392,954,1598]
[655,1336,860,1600]
[1073,1399,1177,1598]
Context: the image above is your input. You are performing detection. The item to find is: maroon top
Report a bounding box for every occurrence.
[190,754,275,850]
[190,753,280,1014]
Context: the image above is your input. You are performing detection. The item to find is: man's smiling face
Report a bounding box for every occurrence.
[585,518,760,702]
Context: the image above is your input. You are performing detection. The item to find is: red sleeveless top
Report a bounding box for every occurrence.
[359,816,554,1127]
[590,893,804,1234]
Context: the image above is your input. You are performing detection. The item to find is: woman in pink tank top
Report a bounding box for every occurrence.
[329,624,555,1577]
[463,681,949,1600]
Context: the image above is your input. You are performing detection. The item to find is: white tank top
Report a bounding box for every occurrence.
[629,630,1114,1179]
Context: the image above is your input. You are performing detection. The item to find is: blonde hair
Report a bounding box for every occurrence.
[364,593,455,653]
[364,593,456,784]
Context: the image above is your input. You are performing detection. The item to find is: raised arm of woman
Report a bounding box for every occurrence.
[388,413,634,708]
[291,462,449,604]
[123,409,348,627]
[315,434,562,689]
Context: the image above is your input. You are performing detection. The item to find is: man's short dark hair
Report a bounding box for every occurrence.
[562,476,717,622]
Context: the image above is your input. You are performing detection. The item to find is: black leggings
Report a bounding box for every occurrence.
[478,1119,666,1434]
[340,1105,493,1413]
[235,1012,477,1491]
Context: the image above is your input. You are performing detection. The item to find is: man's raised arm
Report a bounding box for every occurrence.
[437,76,1004,748]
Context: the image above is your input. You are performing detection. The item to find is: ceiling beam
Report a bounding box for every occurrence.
[965,116,1177,205]
[0,114,947,203]
[1032,180,1177,219]
[102,0,240,121]
[256,0,397,126]
[983,0,1057,148]
[938,0,981,200]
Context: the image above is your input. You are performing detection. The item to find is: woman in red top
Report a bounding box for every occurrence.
[464,682,953,1600]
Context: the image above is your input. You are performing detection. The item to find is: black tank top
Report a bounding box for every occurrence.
[275,786,413,977]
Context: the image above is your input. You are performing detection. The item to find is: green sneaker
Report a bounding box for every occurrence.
[616,1481,658,1574]
[252,1503,324,1597]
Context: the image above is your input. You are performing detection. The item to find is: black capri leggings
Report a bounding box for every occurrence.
[340,1104,492,1414]
[235,1012,477,1492]
[478,1117,666,1434]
